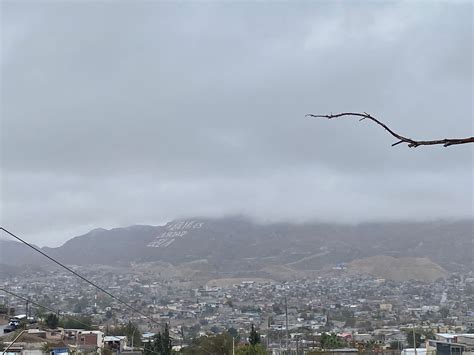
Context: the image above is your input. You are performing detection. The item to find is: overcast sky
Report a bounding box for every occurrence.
[1,1,473,247]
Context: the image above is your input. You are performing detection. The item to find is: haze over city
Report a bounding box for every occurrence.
[1,2,474,355]
[1,2,472,246]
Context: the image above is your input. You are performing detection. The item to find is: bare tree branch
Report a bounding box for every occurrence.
[305,112,474,148]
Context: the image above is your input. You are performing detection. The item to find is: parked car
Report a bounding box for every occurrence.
[4,324,17,333]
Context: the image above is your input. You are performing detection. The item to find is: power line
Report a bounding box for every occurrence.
[0,287,92,329]
[0,227,160,327]
[0,288,162,355]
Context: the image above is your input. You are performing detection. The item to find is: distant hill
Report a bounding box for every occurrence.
[0,239,47,266]
[43,225,164,265]
[347,256,448,281]
[1,217,472,281]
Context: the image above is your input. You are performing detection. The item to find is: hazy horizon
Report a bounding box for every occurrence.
[1,1,473,246]
[1,215,473,249]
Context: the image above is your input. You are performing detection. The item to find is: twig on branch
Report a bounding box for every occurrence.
[305,112,474,148]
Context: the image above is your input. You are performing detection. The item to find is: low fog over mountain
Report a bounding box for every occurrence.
[2,1,472,247]
[2,217,471,281]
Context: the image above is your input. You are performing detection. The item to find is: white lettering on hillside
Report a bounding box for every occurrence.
[147,220,204,248]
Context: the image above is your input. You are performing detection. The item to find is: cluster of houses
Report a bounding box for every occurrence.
[2,328,130,355]
[2,327,474,354]
[1,263,473,354]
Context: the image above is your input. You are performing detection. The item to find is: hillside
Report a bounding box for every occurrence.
[1,217,472,281]
[347,256,449,281]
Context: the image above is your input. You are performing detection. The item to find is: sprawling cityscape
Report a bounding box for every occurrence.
[1,260,473,354]
[2,0,473,354]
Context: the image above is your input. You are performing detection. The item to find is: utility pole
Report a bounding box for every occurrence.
[131,328,136,351]
[267,316,271,349]
[413,326,417,355]
[285,296,289,354]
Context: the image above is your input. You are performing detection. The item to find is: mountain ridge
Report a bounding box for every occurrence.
[1,217,472,281]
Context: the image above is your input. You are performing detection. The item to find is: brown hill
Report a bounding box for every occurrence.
[347,255,448,281]
[1,217,471,281]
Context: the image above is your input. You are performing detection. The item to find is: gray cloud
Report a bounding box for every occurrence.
[1,1,472,246]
